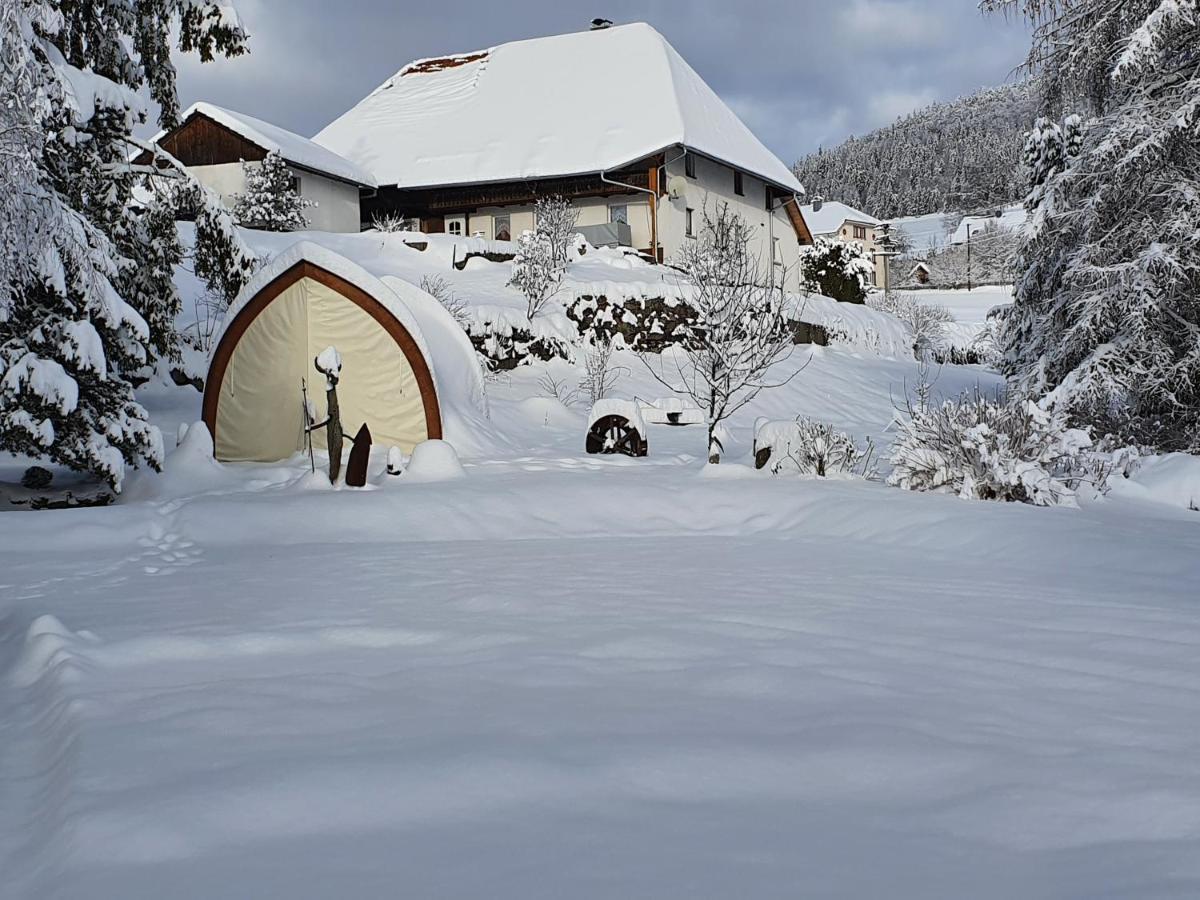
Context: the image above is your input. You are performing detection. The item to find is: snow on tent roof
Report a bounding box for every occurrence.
[214,241,435,391]
[312,23,803,194]
[798,201,880,236]
[179,102,377,187]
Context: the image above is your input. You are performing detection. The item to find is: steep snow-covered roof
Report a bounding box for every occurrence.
[949,204,1028,245]
[888,211,956,252]
[178,102,377,187]
[799,201,880,235]
[312,23,803,194]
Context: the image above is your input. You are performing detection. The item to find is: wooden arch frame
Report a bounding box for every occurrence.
[201,260,443,454]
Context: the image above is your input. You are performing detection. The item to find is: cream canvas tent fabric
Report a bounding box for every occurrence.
[203,243,453,463]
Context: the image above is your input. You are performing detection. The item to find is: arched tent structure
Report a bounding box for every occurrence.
[202,242,486,462]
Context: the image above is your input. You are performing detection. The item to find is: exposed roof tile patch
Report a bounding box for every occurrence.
[402,51,491,77]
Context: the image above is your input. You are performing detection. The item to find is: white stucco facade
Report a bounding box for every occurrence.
[658,153,805,293]
[188,161,363,234]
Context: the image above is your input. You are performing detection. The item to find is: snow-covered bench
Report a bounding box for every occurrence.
[586,400,648,457]
[638,397,706,427]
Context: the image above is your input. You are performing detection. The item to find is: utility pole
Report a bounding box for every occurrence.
[966,222,972,292]
[874,222,898,295]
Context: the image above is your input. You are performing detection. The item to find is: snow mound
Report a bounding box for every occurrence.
[403,440,466,482]
[10,615,82,688]
[1111,453,1200,512]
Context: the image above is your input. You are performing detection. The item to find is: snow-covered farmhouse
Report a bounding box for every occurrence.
[798,200,887,288]
[145,103,377,233]
[312,22,814,285]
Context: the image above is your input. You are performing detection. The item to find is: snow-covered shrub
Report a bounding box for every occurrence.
[21,466,52,490]
[509,230,561,319]
[371,212,417,233]
[233,151,313,232]
[755,417,876,478]
[534,195,581,272]
[800,237,874,304]
[888,391,1094,506]
[869,292,954,355]
[419,275,470,331]
[537,372,580,407]
[577,336,627,407]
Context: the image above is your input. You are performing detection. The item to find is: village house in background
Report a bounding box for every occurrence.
[798,200,888,289]
[142,103,377,233]
[311,22,813,288]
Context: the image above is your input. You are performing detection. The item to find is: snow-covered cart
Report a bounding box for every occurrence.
[586,400,648,457]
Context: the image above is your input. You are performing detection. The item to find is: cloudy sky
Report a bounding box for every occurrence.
[174,0,1031,162]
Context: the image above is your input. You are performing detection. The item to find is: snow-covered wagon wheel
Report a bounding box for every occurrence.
[586,414,648,457]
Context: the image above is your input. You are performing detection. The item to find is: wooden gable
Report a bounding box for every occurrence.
[145,113,267,168]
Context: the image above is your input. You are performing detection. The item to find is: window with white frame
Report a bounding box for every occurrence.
[446,217,465,236]
[609,204,628,225]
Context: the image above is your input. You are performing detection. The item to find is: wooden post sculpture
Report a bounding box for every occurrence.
[345,424,372,488]
[313,347,344,484]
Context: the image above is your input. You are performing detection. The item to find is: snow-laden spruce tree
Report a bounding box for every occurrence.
[643,204,797,463]
[984,0,1200,450]
[0,0,248,489]
[800,237,874,303]
[234,150,314,231]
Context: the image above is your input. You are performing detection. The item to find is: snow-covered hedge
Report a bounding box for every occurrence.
[567,294,697,352]
[754,417,876,478]
[466,306,576,371]
[792,294,914,358]
[888,393,1094,506]
[867,292,954,356]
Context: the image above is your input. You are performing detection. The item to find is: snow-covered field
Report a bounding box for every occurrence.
[2,235,1199,899]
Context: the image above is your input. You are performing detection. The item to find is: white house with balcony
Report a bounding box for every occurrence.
[311,22,814,289]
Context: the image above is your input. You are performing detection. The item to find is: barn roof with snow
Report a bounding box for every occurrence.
[167,102,377,188]
[312,23,803,194]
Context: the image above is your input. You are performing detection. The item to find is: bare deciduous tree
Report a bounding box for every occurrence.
[642,203,801,463]
[535,195,581,271]
[577,335,627,407]
[509,229,561,320]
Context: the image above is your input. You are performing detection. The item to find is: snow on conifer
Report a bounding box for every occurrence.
[800,237,874,304]
[985,0,1200,451]
[233,151,314,232]
[0,0,247,489]
[793,83,1036,218]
